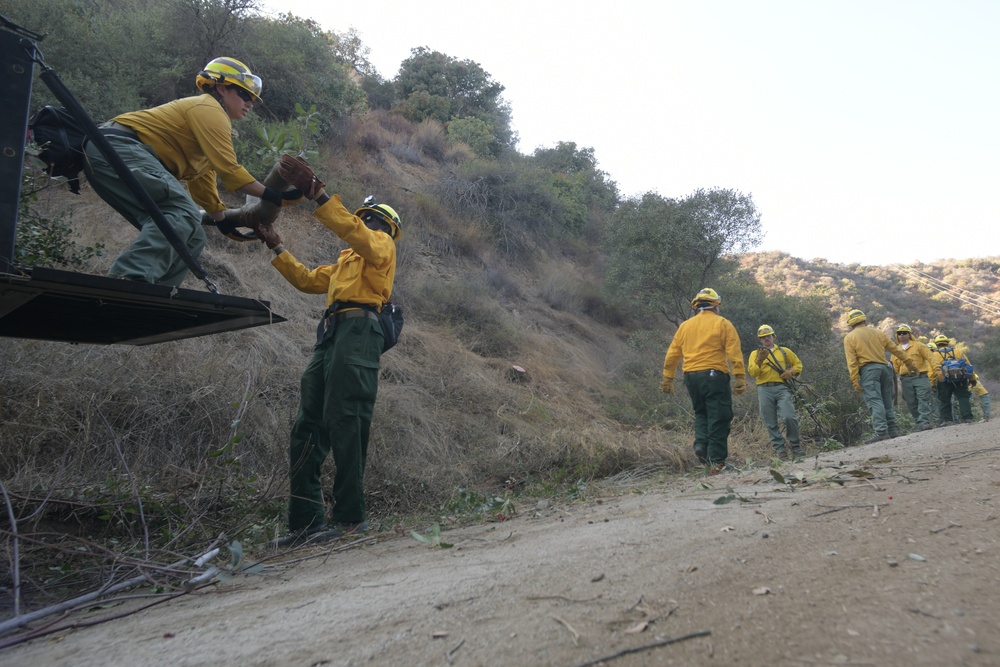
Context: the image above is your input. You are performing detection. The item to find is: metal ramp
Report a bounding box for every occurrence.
[0,16,285,345]
[0,267,284,345]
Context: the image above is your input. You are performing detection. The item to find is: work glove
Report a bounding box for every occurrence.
[278,155,326,200]
[905,361,919,375]
[261,186,305,208]
[201,211,258,242]
[659,377,673,395]
[780,369,795,381]
[732,376,747,395]
[255,222,283,250]
[754,349,769,365]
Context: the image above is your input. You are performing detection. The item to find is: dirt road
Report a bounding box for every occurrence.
[4,421,999,666]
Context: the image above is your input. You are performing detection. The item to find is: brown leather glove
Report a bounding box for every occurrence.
[732,376,747,395]
[255,222,283,250]
[780,369,795,381]
[754,349,769,365]
[278,155,326,200]
[659,377,673,395]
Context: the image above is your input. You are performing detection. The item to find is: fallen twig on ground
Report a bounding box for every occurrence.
[572,630,712,667]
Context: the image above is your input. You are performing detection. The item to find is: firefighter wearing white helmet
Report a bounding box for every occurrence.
[747,325,804,458]
[255,157,400,547]
[660,288,746,470]
[930,334,974,424]
[842,310,917,443]
[890,324,935,431]
[83,56,304,285]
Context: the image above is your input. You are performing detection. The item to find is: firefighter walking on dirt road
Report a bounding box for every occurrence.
[890,324,935,431]
[660,288,746,469]
[747,324,804,459]
[843,309,918,444]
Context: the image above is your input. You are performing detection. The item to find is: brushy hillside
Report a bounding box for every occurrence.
[739,252,1000,344]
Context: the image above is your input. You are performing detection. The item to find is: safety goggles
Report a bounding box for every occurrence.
[233,87,256,103]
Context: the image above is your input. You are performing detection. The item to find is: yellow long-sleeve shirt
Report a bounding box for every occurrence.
[843,325,914,389]
[271,195,396,308]
[747,345,802,384]
[115,95,256,213]
[891,340,934,376]
[662,310,745,380]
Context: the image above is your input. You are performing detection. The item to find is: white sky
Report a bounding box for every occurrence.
[262,0,998,266]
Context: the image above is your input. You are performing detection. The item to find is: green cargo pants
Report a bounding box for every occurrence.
[683,369,734,464]
[287,316,383,531]
[756,383,801,454]
[83,133,205,286]
[938,381,973,423]
[859,363,899,437]
[899,373,933,428]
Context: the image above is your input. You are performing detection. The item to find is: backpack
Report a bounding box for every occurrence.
[28,106,87,194]
[940,351,973,383]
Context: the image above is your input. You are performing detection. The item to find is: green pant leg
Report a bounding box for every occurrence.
[860,364,890,435]
[757,385,786,453]
[702,371,733,463]
[684,373,709,459]
[287,344,333,531]
[912,376,933,427]
[325,318,382,524]
[954,382,974,421]
[83,135,205,286]
[981,394,991,420]
[775,385,801,446]
[900,376,920,421]
[938,383,956,422]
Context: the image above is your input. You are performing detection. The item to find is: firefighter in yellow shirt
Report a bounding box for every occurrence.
[747,325,804,458]
[660,288,746,469]
[843,310,917,444]
[257,157,400,548]
[970,374,991,422]
[931,335,974,424]
[83,57,302,286]
[890,325,935,431]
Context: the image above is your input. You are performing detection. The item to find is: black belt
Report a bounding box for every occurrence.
[684,369,728,376]
[334,309,379,323]
[902,371,928,378]
[758,382,784,386]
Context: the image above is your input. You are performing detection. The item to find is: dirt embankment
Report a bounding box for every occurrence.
[3,421,999,667]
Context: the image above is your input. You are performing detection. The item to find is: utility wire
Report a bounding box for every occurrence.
[894,266,1000,318]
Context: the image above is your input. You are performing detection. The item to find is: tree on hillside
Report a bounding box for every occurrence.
[394,47,515,157]
[604,188,763,325]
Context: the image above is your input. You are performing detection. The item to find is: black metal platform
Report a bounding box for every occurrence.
[0,267,285,345]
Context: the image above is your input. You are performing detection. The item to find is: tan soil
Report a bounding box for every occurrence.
[4,422,999,667]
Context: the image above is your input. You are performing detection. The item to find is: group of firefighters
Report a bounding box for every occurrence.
[660,288,990,471]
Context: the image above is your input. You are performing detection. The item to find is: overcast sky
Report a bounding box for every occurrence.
[263,0,998,266]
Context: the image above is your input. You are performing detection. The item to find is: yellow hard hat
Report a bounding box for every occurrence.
[934,334,950,346]
[355,197,402,240]
[896,324,912,337]
[196,57,263,102]
[757,324,775,338]
[926,342,936,350]
[846,309,866,326]
[690,288,721,309]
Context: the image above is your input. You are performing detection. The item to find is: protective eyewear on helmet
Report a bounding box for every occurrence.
[233,87,256,103]
[898,331,910,336]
